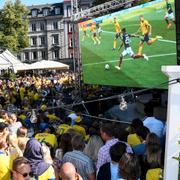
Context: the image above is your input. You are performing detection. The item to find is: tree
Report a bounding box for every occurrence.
[0,0,29,53]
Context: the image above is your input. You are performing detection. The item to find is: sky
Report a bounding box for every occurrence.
[0,0,63,8]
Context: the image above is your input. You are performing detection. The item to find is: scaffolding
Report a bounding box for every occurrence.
[71,0,136,21]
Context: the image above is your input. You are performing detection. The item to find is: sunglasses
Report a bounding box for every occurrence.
[16,170,34,178]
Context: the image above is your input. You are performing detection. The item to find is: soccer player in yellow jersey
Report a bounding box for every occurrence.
[113,17,121,50]
[90,24,101,45]
[136,15,162,55]
[82,25,89,41]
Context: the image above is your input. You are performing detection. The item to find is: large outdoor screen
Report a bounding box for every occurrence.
[78,0,177,88]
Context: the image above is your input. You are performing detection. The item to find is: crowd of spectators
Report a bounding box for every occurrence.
[0,71,166,180]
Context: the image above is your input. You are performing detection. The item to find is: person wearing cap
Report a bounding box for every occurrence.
[73,116,86,139]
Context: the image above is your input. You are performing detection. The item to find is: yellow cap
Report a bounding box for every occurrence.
[76,116,82,123]
[41,104,47,111]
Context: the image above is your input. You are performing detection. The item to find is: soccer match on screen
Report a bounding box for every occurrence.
[79,0,176,88]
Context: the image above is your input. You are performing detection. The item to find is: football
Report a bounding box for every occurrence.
[105,64,110,70]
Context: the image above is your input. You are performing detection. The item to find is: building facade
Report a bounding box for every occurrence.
[20,3,67,62]
[20,1,93,63]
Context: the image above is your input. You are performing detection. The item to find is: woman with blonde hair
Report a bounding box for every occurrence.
[140,133,163,179]
[84,125,104,164]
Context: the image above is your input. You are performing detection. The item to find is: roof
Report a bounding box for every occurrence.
[27,3,63,10]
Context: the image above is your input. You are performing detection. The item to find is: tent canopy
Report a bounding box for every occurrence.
[0,50,69,72]
[15,60,69,72]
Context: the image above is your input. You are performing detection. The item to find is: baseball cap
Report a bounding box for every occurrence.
[75,116,82,123]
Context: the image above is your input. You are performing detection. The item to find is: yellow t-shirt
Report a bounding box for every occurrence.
[114,21,121,33]
[37,165,55,180]
[33,93,39,101]
[47,114,58,121]
[146,168,162,180]
[35,133,58,149]
[19,87,25,100]
[73,125,86,138]
[82,26,87,32]
[0,152,13,180]
[127,133,141,146]
[140,20,150,35]
[90,25,96,33]
[19,114,26,121]
[56,124,72,135]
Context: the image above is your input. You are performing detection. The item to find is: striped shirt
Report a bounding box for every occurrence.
[96,138,133,171]
[62,150,95,180]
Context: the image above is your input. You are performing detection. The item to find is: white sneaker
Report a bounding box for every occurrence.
[115,66,121,70]
[143,54,149,61]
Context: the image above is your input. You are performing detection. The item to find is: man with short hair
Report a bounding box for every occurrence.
[60,162,83,180]
[96,123,132,171]
[12,157,34,180]
[62,134,96,180]
[143,105,165,138]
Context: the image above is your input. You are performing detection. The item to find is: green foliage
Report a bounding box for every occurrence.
[0,0,29,53]
[1,71,17,80]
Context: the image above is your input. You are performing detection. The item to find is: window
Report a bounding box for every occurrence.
[24,52,29,60]
[70,53,73,59]
[55,7,60,15]
[31,23,36,31]
[32,51,37,60]
[67,6,71,17]
[43,9,49,16]
[53,50,59,59]
[53,21,58,30]
[40,36,46,46]
[70,38,73,48]
[52,34,59,44]
[68,24,72,33]
[40,23,45,31]
[32,9,38,17]
[41,51,46,59]
[31,37,37,46]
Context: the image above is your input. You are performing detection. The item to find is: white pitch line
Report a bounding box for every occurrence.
[158,39,176,44]
[83,52,176,66]
[102,30,176,44]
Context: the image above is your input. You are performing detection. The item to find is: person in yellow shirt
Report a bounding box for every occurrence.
[35,125,58,149]
[127,118,143,146]
[113,17,121,50]
[73,116,86,139]
[56,117,72,135]
[19,85,26,101]
[146,168,163,180]
[82,24,89,41]
[136,15,162,55]
[90,24,101,45]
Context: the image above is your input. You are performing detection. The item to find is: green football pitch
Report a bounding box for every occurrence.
[79,0,176,88]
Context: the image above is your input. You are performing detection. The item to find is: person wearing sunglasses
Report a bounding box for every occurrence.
[12,157,35,180]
